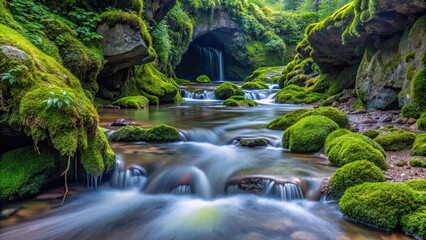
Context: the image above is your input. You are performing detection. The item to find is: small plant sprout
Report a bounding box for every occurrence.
[1,66,26,84]
[44,90,74,109]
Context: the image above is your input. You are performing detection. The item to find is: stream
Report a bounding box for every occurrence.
[0,85,414,240]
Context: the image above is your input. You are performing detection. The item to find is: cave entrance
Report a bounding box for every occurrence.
[175,31,240,82]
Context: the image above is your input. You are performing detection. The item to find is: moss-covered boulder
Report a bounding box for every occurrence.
[283,115,339,153]
[299,107,349,128]
[411,68,426,111]
[246,66,284,84]
[110,124,180,142]
[241,81,269,90]
[195,75,211,83]
[412,133,426,156]
[363,129,379,139]
[374,128,416,151]
[410,158,426,168]
[326,130,386,156]
[275,85,325,104]
[326,134,387,169]
[339,182,418,230]
[223,96,258,107]
[0,147,55,201]
[266,109,309,130]
[401,207,426,240]
[331,160,385,196]
[238,138,268,148]
[213,82,244,100]
[113,96,149,109]
[417,112,426,130]
[401,105,421,119]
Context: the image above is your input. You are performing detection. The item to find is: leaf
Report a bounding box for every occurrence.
[9,78,14,84]
[64,99,71,106]
[1,75,9,81]
[47,98,53,108]
[57,101,63,109]
[53,98,58,104]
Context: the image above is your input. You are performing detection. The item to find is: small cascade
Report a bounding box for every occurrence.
[110,162,148,190]
[180,128,221,145]
[263,180,304,201]
[243,89,272,101]
[197,46,225,81]
[180,89,216,100]
[171,185,192,195]
[86,172,102,190]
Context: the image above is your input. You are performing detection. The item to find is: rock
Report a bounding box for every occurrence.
[1,208,19,219]
[0,45,27,60]
[36,193,64,200]
[396,118,409,124]
[406,118,417,125]
[102,104,121,109]
[331,102,340,108]
[144,0,176,25]
[290,231,319,240]
[380,116,392,123]
[97,23,152,78]
[362,118,378,124]
[351,109,367,114]
[238,138,268,148]
[109,118,135,126]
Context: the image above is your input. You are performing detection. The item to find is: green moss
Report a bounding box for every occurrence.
[239,138,268,147]
[266,109,309,130]
[363,129,379,139]
[417,112,426,130]
[339,182,417,230]
[404,179,426,192]
[175,79,191,84]
[113,96,149,109]
[410,158,426,168]
[401,105,421,119]
[374,129,416,151]
[0,147,55,201]
[110,124,180,143]
[405,52,415,63]
[131,0,143,15]
[411,68,426,111]
[213,82,244,100]
[300,107,349,128]
[223,96,258,107]
[412,133,426,156]
[326,133,387,169]
[195,75,211,83]
[401,207,426,239]
[241,81,269,90]
[275,85,325,104]
[246,66,284,83]
[283,115,339,153]
[331,160,385,196]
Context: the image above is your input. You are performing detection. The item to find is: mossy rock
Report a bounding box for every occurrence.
[411,68,426,111]
[238,138,268,148]
[401,105,421,119]
[404,179,426,192]
[266,109,309,130]
[401,207,426,240]
[275,85,325,104]
[374,128,416,151]
[213,82,244,100]
[110,124,180,142]
[412,133,426,156]
[113,96,149,109]
[195,75,211,83]
[0,147,55,201]
[300,107,349,128]
[417,112,426,130]
[331,160,385,196]
[409,158,426,168]
[283,115,339,153]
[325,130,386,157]
[339,182,418,230]
[326,133,388,170]
[223,96,258,107]
[363,129,379,139]
[241,81,269,90]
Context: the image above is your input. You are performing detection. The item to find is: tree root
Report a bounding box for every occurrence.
[61,155,71,205]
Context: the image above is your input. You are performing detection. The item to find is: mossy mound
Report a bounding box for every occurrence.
[299,107,349,128]
[266,109,309,130]
[374,128,416,151]
[238,138,268,148]
[195,75,211,83]
[326,133,387,170]
[275,85,325,104]
[325,128,353,143]
[0,147,55,201]
[113,96,149,109]
[110,124,180,142]
[223,96,258,107]
[410,158,426,168]
[326,130,386,156]
[412,133,426,156]
[241,81,269,90]
[213,82,244,100]
[401,207,426,240]
[331,160,385,196]
[283,115,339,153]
[417,112,426,130]
[339,182,417,230]
[246,66,283,83]
[363,129,379,139]
[411,68,426,111]
[404,179,426,192]
[401,105,421,119]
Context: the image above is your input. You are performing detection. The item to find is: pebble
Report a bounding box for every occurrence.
[362,118,378,124]
[1,208,18,219]
[406,118,417,125]
[396,118,408,124]
[380,116,392,122]
[109,118,135,126]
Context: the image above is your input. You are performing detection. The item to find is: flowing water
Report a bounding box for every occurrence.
[0,85,414,240]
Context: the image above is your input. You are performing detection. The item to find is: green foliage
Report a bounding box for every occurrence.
[331,160,385,196]
[283,115,339,153]
[417,112,426,130]
[214,82,245,100]
[246,66,283,83]
[363,129,379,139]
[412,133,426,156]
[275,84,325,104]
[44,90,74,110]
[241,81,269,90]
[401,207,426,239]
[113,96,149,109]
[401,105,421,119]
[0,147,55,200]
[110,124,181,142]
[374,128,416,151]
[404,179,426,192]
[196,75,211,83]
[410,158,426,168]
[339,182,417,230]
[67,6,102,42]
[266,109,309,130]
[325,128,352,143]
[223,96,258,107]
[299,107,349,128]
[0,66,25,84]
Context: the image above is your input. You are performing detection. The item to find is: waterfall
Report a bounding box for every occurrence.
[218,50,225,81]
[197,46,225,81]
[180,89,216,100]
[110,160,148,190]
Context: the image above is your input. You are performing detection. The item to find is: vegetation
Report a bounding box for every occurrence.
[223,96,258,107]
[401,105,421,119]
[241,81,269,90]
[196,75,211,83]
[363,129,379,139]
[266,109,309,130]
[275,84,325,104]
[283,115,339,153]
[411,68,426,111]
[299,107,349,128]
[374,127,416,151]
[113,96,149,109]
[410,158,426,168]
[214,82,245,100]
[110,125,181,142]
[417,112,426,130]
[412,133,426,156]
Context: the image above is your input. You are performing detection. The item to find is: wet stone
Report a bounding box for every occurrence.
[109,118,135,126]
